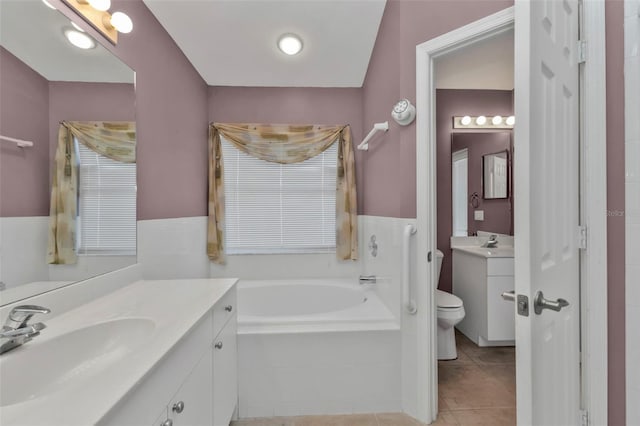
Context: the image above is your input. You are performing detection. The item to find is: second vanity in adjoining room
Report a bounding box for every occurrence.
[451,242,515,347]
[0,275,239,426]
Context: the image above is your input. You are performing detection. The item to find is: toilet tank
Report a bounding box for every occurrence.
[436,249,444,284]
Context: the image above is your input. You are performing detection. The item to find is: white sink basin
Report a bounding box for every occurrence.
[453,246,514,258]
[0,318,155,407]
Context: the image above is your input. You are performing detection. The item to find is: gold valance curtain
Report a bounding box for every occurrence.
[207,123,358,264]
[47,121,136,265]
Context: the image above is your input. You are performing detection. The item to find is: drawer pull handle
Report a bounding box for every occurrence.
[172,401,185,414]
[224,305,233,312]
[215,341,223,350]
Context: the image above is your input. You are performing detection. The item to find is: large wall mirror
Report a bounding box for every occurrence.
[0,0,136,306]
[451,132,512,236]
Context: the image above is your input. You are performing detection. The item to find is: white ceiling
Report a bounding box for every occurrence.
[143,0,386,87]
[435,29,514,90]
[0,0,133,83]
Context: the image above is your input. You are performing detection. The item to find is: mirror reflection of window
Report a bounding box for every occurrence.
[77,139,136,255]
[452,148,468,236]
[483,151,508,199]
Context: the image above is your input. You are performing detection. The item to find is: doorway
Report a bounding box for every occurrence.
[432,27,516,425]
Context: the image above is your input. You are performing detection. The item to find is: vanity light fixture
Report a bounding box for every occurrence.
[84,0,110,11]
[453,115,514,129]
[64,28,96,49]
[277,33,303,55]
[61,0,133,44]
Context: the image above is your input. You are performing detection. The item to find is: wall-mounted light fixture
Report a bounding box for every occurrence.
[61,0,132,45]
[453,115,514,129]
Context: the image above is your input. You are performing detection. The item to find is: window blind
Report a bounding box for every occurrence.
[77,140,136,255]
[221,137,337,254]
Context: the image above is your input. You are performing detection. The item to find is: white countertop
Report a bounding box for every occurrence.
[0,278,237,426]
[451,246,514,258]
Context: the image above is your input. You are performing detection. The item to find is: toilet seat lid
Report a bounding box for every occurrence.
[436,289,463,308]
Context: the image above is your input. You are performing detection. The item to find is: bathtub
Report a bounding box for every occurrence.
[237,279,401,418]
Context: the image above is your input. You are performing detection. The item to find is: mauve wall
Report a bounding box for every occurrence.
[436,89,513,292]
[53,0,209,221]
[0,47,50,218]
[208,86,364,210]
[605,1,626,425]
[48,81,135,182]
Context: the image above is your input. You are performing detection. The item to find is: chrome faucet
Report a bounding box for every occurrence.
[359,275,377,284]
[484,234,499,248]
[0,305,50,355]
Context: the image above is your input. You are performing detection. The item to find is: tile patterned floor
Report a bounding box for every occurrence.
[231,331,516,426]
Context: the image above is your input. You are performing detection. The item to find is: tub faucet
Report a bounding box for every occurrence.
[359,275,377,284]
[0,305,50,355]
[484,234,499,248]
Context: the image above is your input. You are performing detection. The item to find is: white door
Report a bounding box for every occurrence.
[514,0,581,424]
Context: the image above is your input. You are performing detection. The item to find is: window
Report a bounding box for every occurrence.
[76,140,136,255]
[221,137,337,254]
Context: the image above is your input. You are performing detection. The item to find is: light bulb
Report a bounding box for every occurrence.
[88,0,110,11]
[492,115,503,125]
[64,29,96,49]
[110,11,133,33]
[277,34,303,55]
[476,115,487,125]
[506,116,515,126]
[461,116,472,126]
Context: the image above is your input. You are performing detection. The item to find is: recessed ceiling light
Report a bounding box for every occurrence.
[277,33,303,56]
[42,0,56,9]
[64,29,96,49]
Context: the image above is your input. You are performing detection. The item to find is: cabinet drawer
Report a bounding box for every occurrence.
[487,258,514,276]
[213,286,237,338]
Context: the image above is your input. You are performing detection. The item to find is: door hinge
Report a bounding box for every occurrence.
[577,40,587,64]
[580,409,589,426]
[578,225,588,250]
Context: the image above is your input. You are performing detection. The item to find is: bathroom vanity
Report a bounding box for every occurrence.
[0,277,238,426]
[452,246,515,346]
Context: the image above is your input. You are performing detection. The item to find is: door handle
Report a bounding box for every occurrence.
[533,291,569,315]
[501,291,516,302]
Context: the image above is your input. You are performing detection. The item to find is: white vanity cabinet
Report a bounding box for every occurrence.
[99,284,238,426]
[452,249,515,346]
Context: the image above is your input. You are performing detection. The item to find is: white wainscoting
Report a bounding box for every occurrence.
[0,217,49,288]
[625,1,640,423]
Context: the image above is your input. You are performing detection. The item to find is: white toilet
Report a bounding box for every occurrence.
[435,250,465,360]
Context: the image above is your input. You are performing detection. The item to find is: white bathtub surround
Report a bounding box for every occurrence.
[0,217,49,287]
[0,277,237,426]
[137,216,211,279]
[237,279,400,417]
[359,215,416,320]
[137,216,362,280]
[626,0,640,423]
